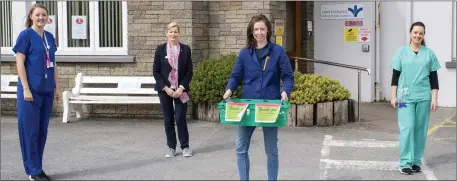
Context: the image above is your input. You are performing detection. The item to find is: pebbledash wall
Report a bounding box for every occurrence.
[1,1,316,119]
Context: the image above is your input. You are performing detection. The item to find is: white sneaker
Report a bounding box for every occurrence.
[183,147,193,157]
[165,148,176,158]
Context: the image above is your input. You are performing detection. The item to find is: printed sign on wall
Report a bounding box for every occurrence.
[71,16,87,39]
[274,21,284,36]
[345,20,363,26]
[321,4,364,19]
[44,15,56,37]
[344,27,358,42]
[358,27,370,42]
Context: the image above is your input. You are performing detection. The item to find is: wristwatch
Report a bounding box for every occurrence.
[179,85,185,90]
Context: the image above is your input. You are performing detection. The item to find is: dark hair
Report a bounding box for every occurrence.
[25,3,49,27]
[409,21,426,46]
[245,14,272,48]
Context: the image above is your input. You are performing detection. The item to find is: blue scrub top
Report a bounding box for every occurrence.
[12,28,57,93]
[389,45,441,102]
[226,41,294,100]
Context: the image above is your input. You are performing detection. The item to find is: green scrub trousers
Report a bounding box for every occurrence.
[397,100,431,168]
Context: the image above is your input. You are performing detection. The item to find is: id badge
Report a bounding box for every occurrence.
[46,56,51,68]
[49,62,54,68]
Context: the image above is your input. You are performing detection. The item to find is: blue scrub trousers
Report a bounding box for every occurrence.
[17,89,54,176]
[397,100,431,169]
[236,126,278,181]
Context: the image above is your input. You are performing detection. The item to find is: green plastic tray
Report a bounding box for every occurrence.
[218,99,290,127]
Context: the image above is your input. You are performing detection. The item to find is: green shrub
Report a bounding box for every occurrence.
[290,72,351,105]
[190,54,242,103]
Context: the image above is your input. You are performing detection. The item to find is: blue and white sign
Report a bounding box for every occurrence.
[321,4,364,19]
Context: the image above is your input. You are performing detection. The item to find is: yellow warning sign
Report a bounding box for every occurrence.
[275,21,284,36]
[344,27,359,42]
[276,36,283,46]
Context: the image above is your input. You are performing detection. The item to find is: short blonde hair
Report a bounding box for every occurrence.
[167,22,180,33]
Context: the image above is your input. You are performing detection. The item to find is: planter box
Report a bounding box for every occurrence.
[287,104,297,127]
[296,104,314,127]
[206,102,220,123]
[193,102,220,122]
[348,99,356,122]
[333,100,348,126]
[196,102,206,120]
[316,102,333,127]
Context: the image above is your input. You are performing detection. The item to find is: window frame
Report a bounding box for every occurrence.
[1,1,128,56]
[0,1,13,55]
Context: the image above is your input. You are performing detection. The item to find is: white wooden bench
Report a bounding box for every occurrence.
[62,72,160,123]
[1,75,18,99]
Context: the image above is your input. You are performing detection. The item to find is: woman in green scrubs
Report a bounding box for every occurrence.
[389,21,440,175]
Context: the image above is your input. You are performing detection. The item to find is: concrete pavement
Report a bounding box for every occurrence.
[1,102,455,180]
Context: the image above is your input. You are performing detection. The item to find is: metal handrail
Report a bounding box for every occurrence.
[293,57,371,122]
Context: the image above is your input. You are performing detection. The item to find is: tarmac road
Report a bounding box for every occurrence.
[1,103,455,180]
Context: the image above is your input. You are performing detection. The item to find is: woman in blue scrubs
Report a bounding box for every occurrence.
[223,14,294,180]
[13,3,60,181]
[389,22,440,175]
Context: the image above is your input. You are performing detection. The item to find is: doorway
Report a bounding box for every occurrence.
[285,1,314,74]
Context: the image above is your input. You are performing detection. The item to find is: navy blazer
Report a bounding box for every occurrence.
[226,41,294,100]
[153,42,193,92]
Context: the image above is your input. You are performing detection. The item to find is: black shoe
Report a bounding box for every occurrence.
[398,168,413,175]
[412,164,422,172]
[29,171,51,181]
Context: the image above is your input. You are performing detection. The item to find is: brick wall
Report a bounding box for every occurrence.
[1,1,290,120]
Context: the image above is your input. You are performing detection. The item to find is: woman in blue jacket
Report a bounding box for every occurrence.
[12,3,60,181]
[223,14,294,180]
[390,22,440,175]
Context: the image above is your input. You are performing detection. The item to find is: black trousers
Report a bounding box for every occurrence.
[158,91,189,150]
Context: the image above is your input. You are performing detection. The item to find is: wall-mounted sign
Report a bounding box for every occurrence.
[274,21,284,36]
[358,27,370,42]
[321,4,364,19]
[345,20,363,26]
[44,15,56,37]
[72,16,87,39]
[344,27,358,42]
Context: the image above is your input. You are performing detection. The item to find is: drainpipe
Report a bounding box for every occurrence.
[451,1,457,61]
[374,1,381,102]
[405,2,413,44]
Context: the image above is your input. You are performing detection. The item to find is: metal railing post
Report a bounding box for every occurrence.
[295,59,298,72]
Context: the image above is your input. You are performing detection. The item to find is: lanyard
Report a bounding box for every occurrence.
[42,34,51,78]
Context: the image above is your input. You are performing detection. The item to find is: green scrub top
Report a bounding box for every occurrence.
[389,45,441,103]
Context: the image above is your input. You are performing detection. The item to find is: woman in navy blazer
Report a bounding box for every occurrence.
[223,14,294,180]
[153,22,193,158]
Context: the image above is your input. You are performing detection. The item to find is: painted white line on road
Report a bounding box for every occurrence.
[320,159,397,171]
[319,135,332,180]
[422,159,438,180]
[319,135,439,180]
[321,135,332,157]
[324,139,398,148]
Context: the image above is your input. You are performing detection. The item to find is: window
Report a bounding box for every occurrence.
[1,1,12,48]
[1,1,127,56]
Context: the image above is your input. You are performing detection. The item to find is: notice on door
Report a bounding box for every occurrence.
[358,27,370,42]
[44,15,56,37]
[72,16,87,39]
[344,27,358,42]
